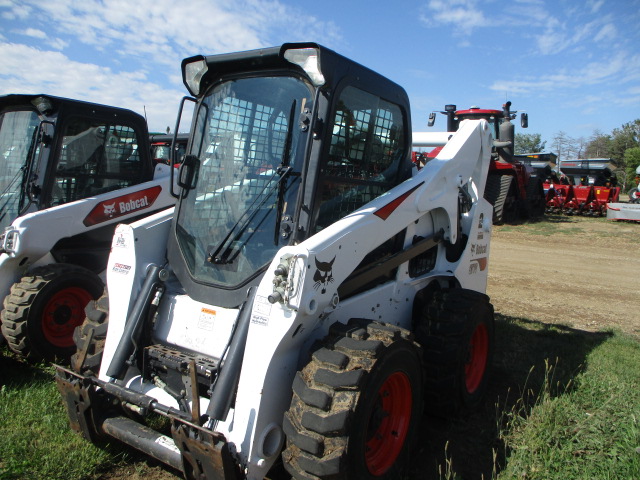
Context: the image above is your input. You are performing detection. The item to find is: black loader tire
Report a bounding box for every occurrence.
[1,264,103,363]
[71,289,109,376]
[628,187,640,204]
[282,319,423,479]
[415,287,494,416]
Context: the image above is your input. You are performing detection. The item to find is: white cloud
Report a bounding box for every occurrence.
[489,51,640,98]
[12,0,342,69]
[0,0,344,132]
[21,28,46,39]
[594,23,617,43]
[420,0,487,31]
[0,1,31,20]
[0,43,185,132]
[588,0,605,14]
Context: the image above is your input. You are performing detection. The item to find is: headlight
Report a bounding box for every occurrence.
[283,47,325,87]
[1,227,19,254]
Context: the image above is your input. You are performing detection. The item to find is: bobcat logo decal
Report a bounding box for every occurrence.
[313,256,335,294]
[103,203,116,217]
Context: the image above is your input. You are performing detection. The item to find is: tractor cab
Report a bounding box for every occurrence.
[170,43,412,308]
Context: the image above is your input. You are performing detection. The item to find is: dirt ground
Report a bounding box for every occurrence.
[487,215,639,337]
[96,214,640,480]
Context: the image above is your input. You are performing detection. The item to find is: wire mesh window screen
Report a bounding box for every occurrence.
[0,110,40,230]
[54,120,143,205]
[176,76,312,287]
[316,86,405,231]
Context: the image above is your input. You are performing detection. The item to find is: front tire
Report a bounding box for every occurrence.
[1,264,103,362]
[282,319,423,479]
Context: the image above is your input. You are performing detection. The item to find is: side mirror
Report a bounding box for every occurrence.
[521,113,528,129]
[428,112,436,127]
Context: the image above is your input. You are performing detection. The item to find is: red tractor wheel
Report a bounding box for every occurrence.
[1,264,103,362]
[282,319,423,479]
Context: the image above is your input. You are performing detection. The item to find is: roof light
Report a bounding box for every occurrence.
[183,58,208,97]
[283,48,325,86]
[31,96,53,115]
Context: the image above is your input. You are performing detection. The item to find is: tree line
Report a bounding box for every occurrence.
[515,119,640,189]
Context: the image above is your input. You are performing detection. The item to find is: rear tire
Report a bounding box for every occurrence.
[282,319,423,479]
[525,177,545,220]
[1,264,103,362]
[485,174,517,224]
[415,288,494,416]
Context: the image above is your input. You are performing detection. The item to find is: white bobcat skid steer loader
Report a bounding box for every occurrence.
[56,43,495,480]
[0,94,178,362]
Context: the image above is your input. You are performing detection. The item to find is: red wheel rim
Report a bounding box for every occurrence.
[465,323,489,393]
[41,287,93,348]
[365,371,412,475]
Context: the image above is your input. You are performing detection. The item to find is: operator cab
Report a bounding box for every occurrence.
[0,94,152,232]
[168,43,413,308]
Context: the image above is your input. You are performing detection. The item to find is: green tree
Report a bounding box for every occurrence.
[624,146,640,189]
[552,131,574,161]
[609,119,640,163]
[515,133,546,154]
[584,130,612,158]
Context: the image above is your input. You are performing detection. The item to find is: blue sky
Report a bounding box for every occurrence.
[1,0,639,152]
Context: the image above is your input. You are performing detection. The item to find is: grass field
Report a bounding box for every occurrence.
[1,318,639,479]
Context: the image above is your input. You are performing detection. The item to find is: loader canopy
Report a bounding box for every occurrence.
[0,108,40,230]
[174,75,313,288]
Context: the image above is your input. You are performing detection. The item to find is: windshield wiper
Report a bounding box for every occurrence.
[207,166,292,265]
[208,99,298,266]
[0,167,26,225]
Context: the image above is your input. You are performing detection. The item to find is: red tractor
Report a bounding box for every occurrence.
[424,102,545,224]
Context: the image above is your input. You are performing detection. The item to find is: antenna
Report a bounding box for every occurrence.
[143,105,148,123]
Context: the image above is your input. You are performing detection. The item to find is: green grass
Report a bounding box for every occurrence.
[0,354,126,480]
[2,321,639,480]
[497,330,640,480]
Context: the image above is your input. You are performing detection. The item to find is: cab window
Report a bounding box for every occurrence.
[314,86,406,232]
[51,119,143,206]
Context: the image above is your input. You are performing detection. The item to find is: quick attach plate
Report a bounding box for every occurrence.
[143,344,218,397]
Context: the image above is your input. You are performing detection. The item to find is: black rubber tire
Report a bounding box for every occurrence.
[415,288,494,416]
[282,319,423,479]
[524,177,546,220]
[485,174,517,224]
[628,187,640,204]
[71,289,109,376]
[1,264,103,363]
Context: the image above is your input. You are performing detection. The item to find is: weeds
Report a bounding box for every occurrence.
[495,333,640,479]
